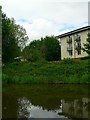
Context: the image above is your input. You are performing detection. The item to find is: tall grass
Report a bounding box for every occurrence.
[2,59,90,84]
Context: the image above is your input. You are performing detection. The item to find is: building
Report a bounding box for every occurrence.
[56,26,90,60]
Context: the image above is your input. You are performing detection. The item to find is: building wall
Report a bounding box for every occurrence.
[60,29,89,60]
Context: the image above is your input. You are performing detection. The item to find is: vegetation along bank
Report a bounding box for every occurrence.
[2,59,90,84]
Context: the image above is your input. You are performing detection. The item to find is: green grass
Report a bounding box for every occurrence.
[2,59,90,84]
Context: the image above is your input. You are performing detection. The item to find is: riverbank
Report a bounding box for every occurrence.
[2,59,89,84]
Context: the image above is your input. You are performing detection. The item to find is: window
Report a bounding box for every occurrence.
[77,50,81,55]
[74,33,81,55]
[67,36,72,42]
[75,42,81,50]
[69,51,72,56]
[67,36,73,56]
[67,44,73,56]
[74,33,81,41]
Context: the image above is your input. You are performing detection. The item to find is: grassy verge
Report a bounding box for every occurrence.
[2,59,90,84]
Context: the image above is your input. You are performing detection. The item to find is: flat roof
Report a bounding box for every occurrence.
[56,25,90,38]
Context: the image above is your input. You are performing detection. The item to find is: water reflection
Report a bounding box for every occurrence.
[17,97,67,118]
[17,97,90,119]
[18,97,31,118]
[2,84,90,119]
[62,98,90,119]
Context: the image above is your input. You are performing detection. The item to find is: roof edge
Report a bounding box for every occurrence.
[56,25,90,38]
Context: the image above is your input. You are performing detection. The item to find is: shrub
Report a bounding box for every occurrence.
[63,58,74,64]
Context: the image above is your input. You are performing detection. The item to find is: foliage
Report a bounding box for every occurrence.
[82,33,90,56]
[2,11,29,63]
[23,42,44,62]
[14,24,29,50]
[41,36,61,61]
[23,36,61,62]
[63,58,74,64]
[22,46,30,60]
[2,59,89,84]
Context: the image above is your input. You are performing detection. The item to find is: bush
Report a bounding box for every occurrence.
[81,56,90,60]
[2,59,89,84]
[63,58,74,64]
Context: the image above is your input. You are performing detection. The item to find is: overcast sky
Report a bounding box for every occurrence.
[1,0,89,43]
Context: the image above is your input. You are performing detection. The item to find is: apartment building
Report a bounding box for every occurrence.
[56,26,90,60]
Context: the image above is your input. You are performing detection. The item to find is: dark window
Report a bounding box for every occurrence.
[77,50,81,55]
[75,33,81,41]
[67,36,73,56]
[69,51,72,56]
[67,36,72,43]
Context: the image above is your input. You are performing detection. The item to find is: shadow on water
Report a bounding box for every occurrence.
[2,84,90,119]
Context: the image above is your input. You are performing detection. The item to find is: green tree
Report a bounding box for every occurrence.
[2,12,29,63]
[42,36,61,61]
[23,40,44,62]
[82,33,90,56]
[15,24,29,50]
[23,36,61,62]
[22,46,30,60]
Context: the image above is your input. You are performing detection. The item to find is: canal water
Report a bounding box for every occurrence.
[2,84,90,119]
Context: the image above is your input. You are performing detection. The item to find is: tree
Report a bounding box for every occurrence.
[15,24,29,50]
[23,40,44,62]
[23,36,61,62]
[2,13,19,62]
[82,33,90,56]
[42,36,61,61]
[2,11,29,63]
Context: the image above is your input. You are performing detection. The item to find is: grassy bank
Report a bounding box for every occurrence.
[2,59,90,84]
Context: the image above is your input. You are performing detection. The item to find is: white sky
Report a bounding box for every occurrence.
[1,0,89,43]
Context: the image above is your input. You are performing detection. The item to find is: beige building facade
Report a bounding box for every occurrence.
[57,26,90,60]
